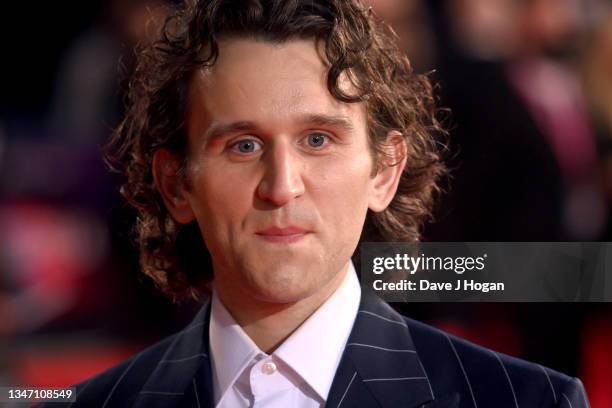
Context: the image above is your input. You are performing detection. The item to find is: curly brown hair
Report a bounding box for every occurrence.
[106,0,447,300]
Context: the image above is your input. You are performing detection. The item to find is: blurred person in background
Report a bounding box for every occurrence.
[445,0,519,61]
[367,0,437,71]
[582,7,612,239]
[578,14,612,405]
[420,0,611,401]
[426,0,606,241]
[48,0,168,144]
[505,0,606,241]
[0,0,200,390]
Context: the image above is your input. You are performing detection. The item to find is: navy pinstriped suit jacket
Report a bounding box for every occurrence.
[42,289,589,407]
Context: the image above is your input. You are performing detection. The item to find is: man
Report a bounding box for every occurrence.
[46,0,589,407]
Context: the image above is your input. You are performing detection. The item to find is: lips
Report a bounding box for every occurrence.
[256,226,306,235]
[255,226,310,243]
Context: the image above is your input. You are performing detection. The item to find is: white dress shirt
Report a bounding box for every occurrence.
[209,262,361,408]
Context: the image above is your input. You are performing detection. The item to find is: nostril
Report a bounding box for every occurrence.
[256,157,305,204]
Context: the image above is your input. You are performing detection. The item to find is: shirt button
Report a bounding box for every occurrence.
[261,361,277,375]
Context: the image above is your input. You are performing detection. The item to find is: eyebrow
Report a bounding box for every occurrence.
[300,113,355,134]
[202,113,356,142]
[203,121,255,142]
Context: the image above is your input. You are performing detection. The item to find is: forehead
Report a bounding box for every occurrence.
[186,38,366,136]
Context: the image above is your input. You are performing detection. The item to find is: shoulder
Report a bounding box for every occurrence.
[35,334,178,408]
[403,316,589,407]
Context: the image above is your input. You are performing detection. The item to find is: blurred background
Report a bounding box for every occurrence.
[0,0,611,405]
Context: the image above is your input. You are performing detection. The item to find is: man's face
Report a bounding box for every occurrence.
[168,38,392,305]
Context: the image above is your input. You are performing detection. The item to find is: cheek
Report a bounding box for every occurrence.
[188,161,258,234]
[309,153,373,226]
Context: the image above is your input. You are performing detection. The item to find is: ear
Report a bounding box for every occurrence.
[152,148,195,224]
[368,131,407,212]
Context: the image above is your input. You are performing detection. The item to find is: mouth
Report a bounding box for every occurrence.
[254,226,311,244]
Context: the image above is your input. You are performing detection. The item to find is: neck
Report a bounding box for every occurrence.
[214,263,349,353]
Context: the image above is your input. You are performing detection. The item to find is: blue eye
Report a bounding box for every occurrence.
[307,133,328,148]
[232,139,262,153]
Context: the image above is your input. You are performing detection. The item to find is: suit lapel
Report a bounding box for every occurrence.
[327,289,455,408]
[132,301,215,408]
[131,288,461,408]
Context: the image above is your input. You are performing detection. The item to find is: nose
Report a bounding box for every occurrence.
[256,142,305,206]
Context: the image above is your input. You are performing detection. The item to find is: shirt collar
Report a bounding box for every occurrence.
[208,261,361,403]
[209,289,262,405]
[274,261,361,400]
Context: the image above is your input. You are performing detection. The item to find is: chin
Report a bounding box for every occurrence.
[246,263,322,304]
[253,287,314,304]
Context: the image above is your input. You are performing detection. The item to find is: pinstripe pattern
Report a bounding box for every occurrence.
[492,351,519,408]
[363,376,427,382]
[336,372,357,408]
[539,364,558,404]
[445,333,478,408]
[563,393,574,408]
[37,288,590,408]
[139,391,184,396]
[102,353,141,407]
[192,378,201,408]
[160,353,209,363]
[417,353,435,401]
[346,342,416,353]
[357,309,408,327]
